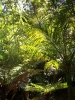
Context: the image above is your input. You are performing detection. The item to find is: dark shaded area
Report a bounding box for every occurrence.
[28,88,68,100]
[6,89,15,100]
[35,61,46,69]
[30,69,66,85]
[6,88,27,100]
[11,88,27,100]
[0,84,9,100]
[52,88,68,100]
[29,91,40,99]
[0,84,27,100]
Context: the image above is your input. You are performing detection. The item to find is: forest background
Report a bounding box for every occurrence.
[0,0,75,100]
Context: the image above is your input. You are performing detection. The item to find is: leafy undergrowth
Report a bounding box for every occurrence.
[26,82,68,93]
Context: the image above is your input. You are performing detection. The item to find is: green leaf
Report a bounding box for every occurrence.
[26,82,68,93]
[44,60,59,71]
[0,55,3,60]
[44,82,68,93]
[26,83,44,92]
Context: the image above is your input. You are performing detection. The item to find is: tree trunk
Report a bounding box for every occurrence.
[66,73,72,100]
[1,85,6,100]
[45,92,50,100]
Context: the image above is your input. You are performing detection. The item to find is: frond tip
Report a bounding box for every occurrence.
[44,60,59,71]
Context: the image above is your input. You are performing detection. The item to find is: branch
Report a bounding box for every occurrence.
[51,42,64,59]
[69,49,75,62]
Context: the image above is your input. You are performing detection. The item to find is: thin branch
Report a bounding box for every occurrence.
[51,42,64,59]
[69,49,75,62]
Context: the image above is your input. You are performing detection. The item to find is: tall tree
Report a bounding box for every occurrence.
[25,0,75,100]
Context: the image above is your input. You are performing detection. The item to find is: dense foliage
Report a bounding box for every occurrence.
[0,0,75,100]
